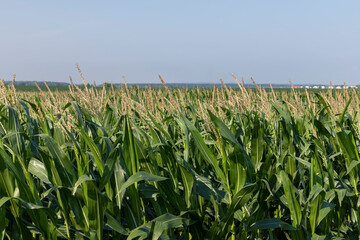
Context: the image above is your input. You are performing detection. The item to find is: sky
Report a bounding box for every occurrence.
[1,1,360,85]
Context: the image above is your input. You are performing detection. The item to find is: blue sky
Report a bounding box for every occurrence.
[1,1,360,85]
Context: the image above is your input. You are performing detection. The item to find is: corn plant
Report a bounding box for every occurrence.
[0,76,359,239]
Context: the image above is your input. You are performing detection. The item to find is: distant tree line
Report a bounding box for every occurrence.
[2,81,69,87]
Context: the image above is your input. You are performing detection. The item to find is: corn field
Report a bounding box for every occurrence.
[0,75,360,239]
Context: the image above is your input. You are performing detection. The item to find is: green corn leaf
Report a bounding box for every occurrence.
[339,96,352,125]
[105,212,128,235]
[318,202,335,224]
[309,186,325,234]
[179,165,194,208]
[72,174,93,195]
[280,170,302,227]
[40,134,76,187]
[248,218,297,231]
[127,213,193,240]
[181,115,226,184]
[28,159,51,184]
[208,110,255,181]
[99,146,120,190]
[116,171,167,201]
[80,129,104,176]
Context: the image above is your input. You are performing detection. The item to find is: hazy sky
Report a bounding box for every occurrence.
[1,1,360,85]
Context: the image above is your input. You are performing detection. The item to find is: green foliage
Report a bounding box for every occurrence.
[0,87,359,239]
